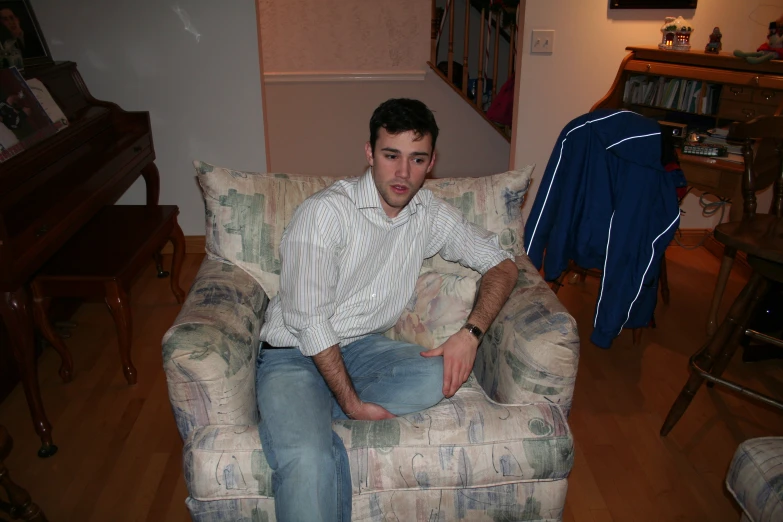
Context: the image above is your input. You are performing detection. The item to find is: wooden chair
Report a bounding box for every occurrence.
[660,116,783,436]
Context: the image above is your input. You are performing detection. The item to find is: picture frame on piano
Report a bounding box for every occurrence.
[0,0,52,69]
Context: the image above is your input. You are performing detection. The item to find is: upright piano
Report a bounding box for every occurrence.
[0,61,159,457]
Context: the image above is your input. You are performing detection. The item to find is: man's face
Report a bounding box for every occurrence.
[0,9,21,37]
[365,128,435,218]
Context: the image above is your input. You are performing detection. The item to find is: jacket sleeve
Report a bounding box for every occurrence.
[590,167,681,348]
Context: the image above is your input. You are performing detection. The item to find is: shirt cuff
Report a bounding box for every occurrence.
[477,249,515,275]
[297,320,340,356]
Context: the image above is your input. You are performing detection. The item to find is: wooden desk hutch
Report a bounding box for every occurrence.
[593,46,783,223]
[593,46,783,334]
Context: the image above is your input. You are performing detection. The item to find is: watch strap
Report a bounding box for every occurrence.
[462,322,483,341]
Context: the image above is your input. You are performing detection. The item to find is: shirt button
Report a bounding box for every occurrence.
[371,293,377,298]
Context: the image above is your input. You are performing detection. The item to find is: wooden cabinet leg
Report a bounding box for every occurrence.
[30,294,73,383]
[169,217,186,304]
[140,162,160,206]
[104,283,136,385]
[0,426,48,521]
[0,289,57,458]
[707,247,737,335]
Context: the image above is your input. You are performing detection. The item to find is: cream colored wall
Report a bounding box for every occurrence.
[258,0,429,72]
[259,0,511,178]
[264,72,511,178]
[514,0,781,228]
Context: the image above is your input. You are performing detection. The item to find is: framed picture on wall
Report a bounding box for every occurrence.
[0,0,52,69]
[610,1,697,8]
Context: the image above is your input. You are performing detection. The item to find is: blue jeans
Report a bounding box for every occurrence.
[256,335,444,522]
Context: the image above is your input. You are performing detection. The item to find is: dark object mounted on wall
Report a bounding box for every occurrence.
[610,0,697,8]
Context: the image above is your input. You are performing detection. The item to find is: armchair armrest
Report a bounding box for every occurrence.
[162,257,268,440]
[474,255,580,416]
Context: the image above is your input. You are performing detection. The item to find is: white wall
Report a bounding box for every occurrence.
[32,0,267,235]
[514,0,780,228]
[264,71,511,178]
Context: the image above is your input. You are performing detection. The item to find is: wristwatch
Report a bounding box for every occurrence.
[462,322,483,342]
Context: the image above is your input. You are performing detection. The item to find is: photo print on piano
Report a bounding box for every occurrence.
[0,66,56,162]
[0,0,52,69]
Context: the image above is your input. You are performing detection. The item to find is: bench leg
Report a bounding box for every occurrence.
[169,217,186,304]
[104,283,136,385]
[0,425,48,521]
[30,294,73,383]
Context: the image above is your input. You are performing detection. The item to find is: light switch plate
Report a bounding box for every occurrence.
[531,30,555,54]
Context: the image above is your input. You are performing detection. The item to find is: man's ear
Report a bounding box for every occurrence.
[426,149,437,174]
[365,141,374,166]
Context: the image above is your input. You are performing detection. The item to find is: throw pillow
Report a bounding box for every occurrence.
[387,268,479,350]
[194,160,343,298]
[421,166,533,277]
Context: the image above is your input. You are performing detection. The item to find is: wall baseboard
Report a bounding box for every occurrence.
[669,228,751,278]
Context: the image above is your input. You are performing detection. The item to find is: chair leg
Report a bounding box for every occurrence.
[29,292,73,383]
[660,272,766,436]
[659,254,670,305]
[104,283,136,385]
[706,247,737,335]
[169,217,186,304]
[707,278,770,388]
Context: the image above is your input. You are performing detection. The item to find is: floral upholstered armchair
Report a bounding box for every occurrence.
[162,162,580,521]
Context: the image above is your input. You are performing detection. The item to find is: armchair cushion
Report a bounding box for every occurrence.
[386,267,478,349]
[185,376,573,516]
[726,436,783,522]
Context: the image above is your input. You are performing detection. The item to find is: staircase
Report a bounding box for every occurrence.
[430,0,521,142]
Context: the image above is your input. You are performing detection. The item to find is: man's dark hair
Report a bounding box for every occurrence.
[369,98,439,153]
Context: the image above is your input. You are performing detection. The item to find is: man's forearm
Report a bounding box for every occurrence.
[312,344,362,415]
[468,259,518,331]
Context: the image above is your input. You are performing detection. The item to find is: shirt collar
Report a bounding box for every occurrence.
[355,167,424,216]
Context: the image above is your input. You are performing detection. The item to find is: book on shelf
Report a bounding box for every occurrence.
[0,67,65,163]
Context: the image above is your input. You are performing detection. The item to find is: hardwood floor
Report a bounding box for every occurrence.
[0,247,780,521]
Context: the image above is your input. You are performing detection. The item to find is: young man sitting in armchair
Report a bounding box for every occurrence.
[256,98,519,522]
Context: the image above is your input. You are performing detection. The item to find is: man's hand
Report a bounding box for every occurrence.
[345,400,396,421]
[421,328,478,398]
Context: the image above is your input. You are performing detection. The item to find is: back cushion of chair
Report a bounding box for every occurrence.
[194,159,534,334]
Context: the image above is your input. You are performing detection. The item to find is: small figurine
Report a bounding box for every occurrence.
[705,27,722,53]
[734,15,783,63]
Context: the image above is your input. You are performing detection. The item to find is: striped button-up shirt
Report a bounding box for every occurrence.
[260,169,513,356]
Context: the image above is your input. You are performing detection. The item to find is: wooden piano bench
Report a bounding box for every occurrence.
[30,205,185,385]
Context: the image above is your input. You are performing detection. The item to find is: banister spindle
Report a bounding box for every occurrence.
[448,0,455,84]
[430,0,437,64]
[477,8,486,109]
[492,11,500,99]
[462,0,470,96]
